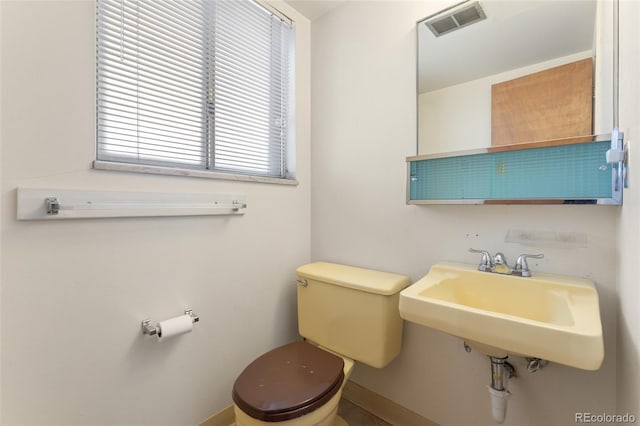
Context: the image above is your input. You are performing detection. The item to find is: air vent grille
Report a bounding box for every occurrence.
[425,1,487,37]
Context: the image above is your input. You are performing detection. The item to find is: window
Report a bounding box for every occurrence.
[96,0,295,180]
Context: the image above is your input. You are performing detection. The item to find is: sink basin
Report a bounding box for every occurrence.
[399,262,604,370]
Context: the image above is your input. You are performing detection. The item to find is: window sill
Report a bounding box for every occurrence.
[92,161,299,186]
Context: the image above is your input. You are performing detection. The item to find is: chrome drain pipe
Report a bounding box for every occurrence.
[488,357,516,424]
[490,356,516,390]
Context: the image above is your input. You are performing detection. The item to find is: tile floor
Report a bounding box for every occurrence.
[337,398,392,426]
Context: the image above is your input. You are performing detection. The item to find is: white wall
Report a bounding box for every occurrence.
[311,2,620,425]
[0,1,310,425]
[617,0,640,417]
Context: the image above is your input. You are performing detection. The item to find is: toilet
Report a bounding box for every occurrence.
[232,262,411,426]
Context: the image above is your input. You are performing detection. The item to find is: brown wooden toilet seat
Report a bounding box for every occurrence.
[232,341,345,422]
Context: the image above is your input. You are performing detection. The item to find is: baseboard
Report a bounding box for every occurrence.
[342,381,438,426]
[199,405,235,426]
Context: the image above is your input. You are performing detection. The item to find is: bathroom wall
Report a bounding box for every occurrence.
[311,2,621,425]
[0,1,310,425]
[617,0,640,417]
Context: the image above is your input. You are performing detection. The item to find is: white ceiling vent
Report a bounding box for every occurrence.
[425,1,487,37]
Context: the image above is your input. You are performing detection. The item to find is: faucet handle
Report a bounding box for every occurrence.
[514,253,544,277]
[469,248,494,272]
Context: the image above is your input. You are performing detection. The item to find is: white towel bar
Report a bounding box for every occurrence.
[17,188,247,220]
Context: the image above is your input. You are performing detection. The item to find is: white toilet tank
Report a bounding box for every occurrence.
[296,262,411,368]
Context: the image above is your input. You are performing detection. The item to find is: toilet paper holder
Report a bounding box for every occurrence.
[141,308,199,337]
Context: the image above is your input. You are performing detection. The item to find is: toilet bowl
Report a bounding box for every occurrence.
[233,342,354,426]
[232,262,410,426]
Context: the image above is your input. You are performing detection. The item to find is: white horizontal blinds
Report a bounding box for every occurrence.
[96,0,294,178]
[211,1,293,177]
[97,0,208,168]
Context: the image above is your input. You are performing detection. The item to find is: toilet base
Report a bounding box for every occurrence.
[234,391,345,426]
[231,414,348,426]
[333,415,348,426]
[233,348,354,426]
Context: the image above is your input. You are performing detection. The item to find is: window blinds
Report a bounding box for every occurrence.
[96,0,294,179]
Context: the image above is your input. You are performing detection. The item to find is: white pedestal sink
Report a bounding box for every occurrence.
[399,262,604,370]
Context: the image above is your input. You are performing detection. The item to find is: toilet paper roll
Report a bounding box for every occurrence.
[157,314,193,341]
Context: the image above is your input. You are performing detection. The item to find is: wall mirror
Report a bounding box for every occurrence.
[409,0,625,204]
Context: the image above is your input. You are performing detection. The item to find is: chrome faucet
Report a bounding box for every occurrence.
[469,249,544,277]
[492,252,512,274]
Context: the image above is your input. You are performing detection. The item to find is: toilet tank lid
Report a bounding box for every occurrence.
[297,262,411,295]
